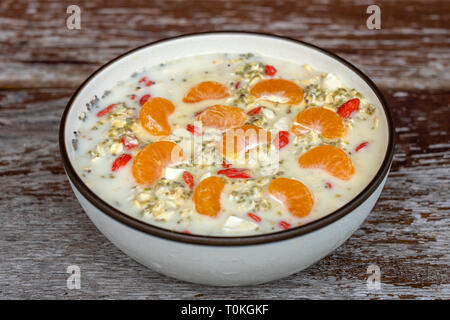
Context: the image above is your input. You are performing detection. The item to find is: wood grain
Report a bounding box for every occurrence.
[0,0,449,90]
[0,0,449,299]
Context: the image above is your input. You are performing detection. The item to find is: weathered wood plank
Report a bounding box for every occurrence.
[1,0,448,300]
[0,87,448,299]
[0,0,449,89]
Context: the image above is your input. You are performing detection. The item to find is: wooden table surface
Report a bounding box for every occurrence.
[0,0,449,299]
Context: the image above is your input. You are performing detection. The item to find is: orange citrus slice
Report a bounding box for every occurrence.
[139,97,175,136]
[297,145,355,180]
[268,177,314,218]
[250,79,304,104]
[193,176,225,216]
[132,141,184,186]
[197,105,247,130]
[218,124,272,159]
[183,81,230,103]
[292,107,346,139]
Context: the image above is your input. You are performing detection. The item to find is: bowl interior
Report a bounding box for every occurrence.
[61,32,392,244]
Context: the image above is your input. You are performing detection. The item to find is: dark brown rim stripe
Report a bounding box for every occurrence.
[59,31,395,246]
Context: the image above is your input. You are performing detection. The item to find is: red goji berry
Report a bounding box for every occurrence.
[273,131,289,150]
[247,106,263,115]
[355,141,369,152]
[182,171,194,190]
[235,81,240,89]
[130,95,136,100]
[138,77,147,83]
[139,94,151,106]
[186,124,201,136]
[222,161,232,168]
[325,182,332,189]
[279,220,291,230]
[96,104,116,117]
[248,212,262,223]
[264,65,277,76]
[111,154,132,172]
[145,80,153,87]
[337,98,360,119]
[182,230,191,234]
[217,168,252,179]
[120,136,139,151]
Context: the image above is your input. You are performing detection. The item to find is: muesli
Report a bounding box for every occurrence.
[73,53,385,236]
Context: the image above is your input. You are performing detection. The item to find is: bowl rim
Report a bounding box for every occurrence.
[59,31,395,246]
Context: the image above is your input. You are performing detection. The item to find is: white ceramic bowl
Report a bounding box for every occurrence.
[59,32,395,286]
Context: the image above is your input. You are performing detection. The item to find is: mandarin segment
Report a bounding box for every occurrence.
[183,81,230,103]
[197,105,247,130]
[132,141,184,186]
[291,107,346,139]
[298,145,355,180]
[139,97,175,136]
[250,79,304,104]
[193,176,225,217]
[268,177,314,218]
[218,124,272,159]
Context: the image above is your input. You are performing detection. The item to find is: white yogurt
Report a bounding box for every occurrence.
[73,53,386,236]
